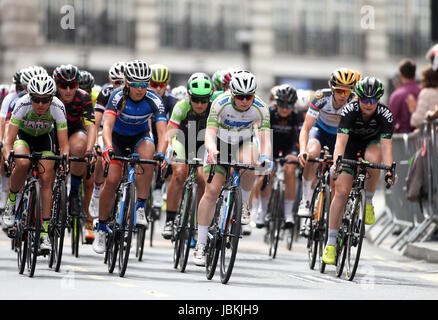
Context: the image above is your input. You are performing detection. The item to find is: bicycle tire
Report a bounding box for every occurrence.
[16,193,28,275]
[107,187,121,273]
[267,187,278,256]
[71,215,80,258]
[136,226,146,261]
[179,183,197,273]
[205,193,223,280]
[318,185,330,274]
[172,181,190,269]
[51,180,67,272]
[118,182,136,277]
[27,181,41,277]
[307,184,320,270]
[271,184,284,259]
[220,187,242,284]
[335,218,348,278]
[345,189,366,281]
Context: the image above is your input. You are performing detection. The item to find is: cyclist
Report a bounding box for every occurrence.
[321,77,396,264]
[171,85,188,101]
[162,72,213,240]
[89,62,125,216]
[194,70,272,266]
[297,68,357,217]
[53,64,97,243]
[93,59,168,254]
[2,74,69,251]
[149,64,179,211]
[255,84,303,229]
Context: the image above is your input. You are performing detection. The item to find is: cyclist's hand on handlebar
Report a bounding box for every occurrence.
[260,155,274,174]
[206,148,219,165]
[102,146,115,164]
[85,150,97,165]
[153,152,168,169]
[297,152,307,168]
[385,170,397,187]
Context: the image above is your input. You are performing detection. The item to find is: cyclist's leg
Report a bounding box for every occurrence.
[238,142,259,224]
[284,153,298,226]
[363,141,382,224]
[68,129,87,214]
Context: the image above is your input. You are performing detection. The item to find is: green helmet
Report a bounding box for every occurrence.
[355,77,384,99]
[187,72,213,98]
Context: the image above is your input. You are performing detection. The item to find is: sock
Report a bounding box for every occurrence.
[41,219,50,236]
[166,210,176,223]
[241,188,251,205]
[365,191,374,205]
[197,225,209,246]
[93,182,103,196]
[136,198,146,209]
[97,220,107,232]
[70,174,82,195]
[260,195,269,215]
[327,229,338,246]
[251,196,259,212]
[284,200,295,222]
[7,190,18,205]
[302,178,313,202]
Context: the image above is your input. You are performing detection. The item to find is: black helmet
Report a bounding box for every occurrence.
[79,70,95,90]
[355,77,384,99]
[275,84,298,108]
[53,64,80,83]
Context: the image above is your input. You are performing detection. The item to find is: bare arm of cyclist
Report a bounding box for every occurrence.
[204,126,219,164]
[102,111,116,163]
[297,112,316,166]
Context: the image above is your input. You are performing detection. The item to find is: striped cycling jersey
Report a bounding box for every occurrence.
[307,88,354,135]
[105,87,167,136]
[9,95,67,136]
[207,91,270,145]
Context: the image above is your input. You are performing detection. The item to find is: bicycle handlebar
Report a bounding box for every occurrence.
[103,154,160,178]
[6,151,69,177]
[206,161,263,184]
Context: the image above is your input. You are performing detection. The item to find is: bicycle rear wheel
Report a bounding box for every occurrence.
[16,195,28,275]
[345,190,366,281]
[271,184,284,259]
[307,184,321,270]
[267,187,277,257]
[71,215,81,258]
[335,218,348,277]
[220,188,242,284]
[135,226,146,261]
[118,183,136,277]
[205,192,224,280]
[173,181,191,269]
[27,182,41,277]
[106,187,121,273]
[50,180,67,272]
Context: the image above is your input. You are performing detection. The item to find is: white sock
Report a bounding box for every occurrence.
[284,200,294,222]
[197,225,209,246]
[241,188,251,205]
[327,229,338,246]
[260,195,268,215]
[365,191,374,205]
[251,196,260,214]
[302,178,313,202]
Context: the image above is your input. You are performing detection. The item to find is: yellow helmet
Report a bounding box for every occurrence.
[150,64,170,83]
[329,68,357,89]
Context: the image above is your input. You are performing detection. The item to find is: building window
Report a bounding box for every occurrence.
[158,0,244,51]
[39,0,135,48]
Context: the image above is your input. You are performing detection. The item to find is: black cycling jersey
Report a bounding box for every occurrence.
[338,100,393,141]
[270,107,303,157]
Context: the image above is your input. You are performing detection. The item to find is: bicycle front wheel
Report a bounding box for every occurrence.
[50,180,67,272]
[27,181,42,277]
[307,184,321,270]
[118,183,136,277]
[270,184,284,259]
[178,184,197,273]
[318,185,330,274]
[173,181,191,269]
[205,192,224,280]
[220,188,242,284]
[345,190,366,281]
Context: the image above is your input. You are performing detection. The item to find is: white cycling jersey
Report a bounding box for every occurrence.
[206,91,270,145]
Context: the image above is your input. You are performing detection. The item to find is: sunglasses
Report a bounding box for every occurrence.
[30,95,53,104]
[191,96,210,104]
[113,80,123,85]
[128,81,149,89]
[150,82,167,88]
[334,88,352,96]
[360,98,379,105]
[234,94,255,101]
[277,101,294,109]
[57,82,79,90]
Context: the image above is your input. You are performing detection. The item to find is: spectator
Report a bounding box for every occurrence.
[388,58,420,133]
[410,64,438,129]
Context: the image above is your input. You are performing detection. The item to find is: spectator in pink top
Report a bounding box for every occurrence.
[388,59,421,133]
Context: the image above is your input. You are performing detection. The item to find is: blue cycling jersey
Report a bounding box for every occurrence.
[105,87,167,136]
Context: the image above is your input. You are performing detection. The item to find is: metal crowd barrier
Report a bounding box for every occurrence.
[368,120,438,250]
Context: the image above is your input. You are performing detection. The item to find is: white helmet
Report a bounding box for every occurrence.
[124,59,151,82]
[229,70,257,95]
[27,74,57,96]
[109,61,125,81]
[171,85,188,100]
[295,89,315,111]
[20,66,48,87]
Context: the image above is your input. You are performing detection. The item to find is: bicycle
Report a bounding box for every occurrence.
[302,148,332,272]
[171,157,203,272]
[205,161,261,284]
[103,152,158,277]
[68,156,94,258]
[48,153,68,272]
[6,151,66,277]
[264,156,299,259]
[333,155,396,281]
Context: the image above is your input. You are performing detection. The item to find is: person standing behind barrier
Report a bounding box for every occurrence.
[410,64,438,129]
[388,59,420,134]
